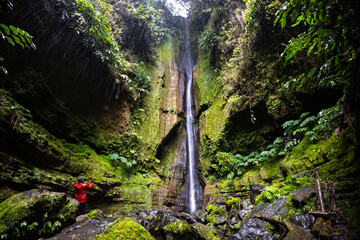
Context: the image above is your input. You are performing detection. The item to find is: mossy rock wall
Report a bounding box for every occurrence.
[0,189,78,239]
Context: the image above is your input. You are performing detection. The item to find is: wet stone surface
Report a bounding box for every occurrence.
[229,218,275,240]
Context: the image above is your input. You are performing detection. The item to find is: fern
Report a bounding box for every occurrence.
[282,119,299,129]
[300,115,318,127]
[300,112,311,119]
[293,127,308,135]
[273,137,285,145]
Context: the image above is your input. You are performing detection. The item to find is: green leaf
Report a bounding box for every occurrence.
[0,24,10,35]
[300,112,311,119]
[9,25,18,35]
[13,36,24,48]
[308,68,316,77]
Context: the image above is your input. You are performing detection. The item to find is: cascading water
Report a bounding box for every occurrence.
[183,20,199,214]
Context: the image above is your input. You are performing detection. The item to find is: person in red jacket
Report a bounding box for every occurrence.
[73,176,93,215]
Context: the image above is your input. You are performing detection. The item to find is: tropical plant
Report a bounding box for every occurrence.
[0,1,36,74]
[275,0,359,90]
[211,104,341,179]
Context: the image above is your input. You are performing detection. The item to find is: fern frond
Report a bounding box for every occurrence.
[273,137,284,145]
[293,127,308,135]
[300,115,317,127]
[300,112,311,119]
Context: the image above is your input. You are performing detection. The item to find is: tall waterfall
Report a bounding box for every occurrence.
[183,20,197,214]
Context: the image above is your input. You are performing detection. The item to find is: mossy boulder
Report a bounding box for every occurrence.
[193,222,221,240]
[249,198,289,220]
[283,227,315,240]
[0,189,78,239]
[95,218,154,240]
[163,219,194,239]
[205,203,228,226]
[229,218,275,240]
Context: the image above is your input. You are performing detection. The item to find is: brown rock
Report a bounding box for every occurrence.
[291,187,316,203]
[319,220,332,238]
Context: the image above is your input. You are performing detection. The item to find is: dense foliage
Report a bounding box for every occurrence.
[192,0,358,180]
[0,0,35,74]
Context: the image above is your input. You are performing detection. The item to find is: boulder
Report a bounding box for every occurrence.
[289,214,315,229]
[205,203,228,226]
[0,189,78,239]
[238,209,250,220]
[94,218,154,240]
[193,209,208,224]
[177,212,196,224]
[145,210,178,239]
[284,227,316,240]
[229,218,275,240]
[192,222,221,240]
[163,219,195,240]
[291,187,316,204]
[48,210,112,240]
[249,198,289,219]
[319,220,333,239]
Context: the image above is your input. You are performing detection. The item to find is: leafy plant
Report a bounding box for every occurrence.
[199,29,217,53]
[211,103,341,179]
[110,153,136,168]
[274,0,358,90]
[0,1,36,74]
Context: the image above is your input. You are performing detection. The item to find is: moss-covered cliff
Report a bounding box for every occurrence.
[0,0,359,237]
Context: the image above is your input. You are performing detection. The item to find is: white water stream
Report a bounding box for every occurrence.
[184,21,197,214]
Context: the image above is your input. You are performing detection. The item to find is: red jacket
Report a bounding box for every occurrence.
[73,182,93,203]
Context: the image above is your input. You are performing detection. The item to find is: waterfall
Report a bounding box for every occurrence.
[183,20,197,214]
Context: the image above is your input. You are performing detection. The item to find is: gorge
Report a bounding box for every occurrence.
[0,0,359,239]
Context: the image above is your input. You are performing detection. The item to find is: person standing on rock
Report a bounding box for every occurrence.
[73,177,93,215]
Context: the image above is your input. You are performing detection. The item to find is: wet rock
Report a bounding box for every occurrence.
[242,199,251,209]
[250,184,267,204]
[250,198,289,219]
[193,209,208,224]
[231,217,239,225]
[163,219,195,240]
[86,209,106,221]
[291,187,316,204]
[289,214,315,229]
[238,209,250,220]
[213,216,227,226]
[284,227,316,240]
[0,189,78,239]
[205,203,228,226]
[177,212,196,224]
[192,222,221,240]
[146,210,178,239]
[48,213,112,240]
[229,219,275,240]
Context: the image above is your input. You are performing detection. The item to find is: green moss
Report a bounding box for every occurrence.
[193,223,220,240]
[195,49,222,107]
[255,174,314,205]
[205,204,226,226]
[226,196,240,211]
[164,220,191,234]
[96,218,154,240]
[86,210,98,219]
[0,190,78,238]
[281,129,355,179]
